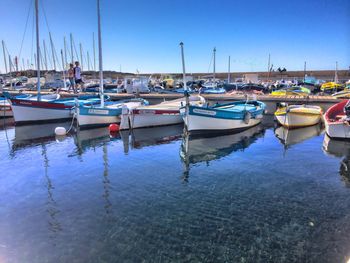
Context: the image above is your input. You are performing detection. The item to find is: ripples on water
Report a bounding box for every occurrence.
[1,116,350,263]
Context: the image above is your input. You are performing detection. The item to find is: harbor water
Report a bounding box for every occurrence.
[1,116,350,262]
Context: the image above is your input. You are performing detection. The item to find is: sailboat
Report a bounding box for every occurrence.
[4,0,103,125]
[120,43,205,130]
[200,48,226,94]
[76,0,148,129]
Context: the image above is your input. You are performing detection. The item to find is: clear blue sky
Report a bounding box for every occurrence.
[1,0,349,74]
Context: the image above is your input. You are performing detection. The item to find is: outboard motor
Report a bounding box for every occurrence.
[276,102,287,109]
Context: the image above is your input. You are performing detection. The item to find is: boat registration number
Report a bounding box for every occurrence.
[88,109,109,115]
[193,109,216,116]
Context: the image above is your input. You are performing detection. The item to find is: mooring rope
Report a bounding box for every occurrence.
[65,112,77,134]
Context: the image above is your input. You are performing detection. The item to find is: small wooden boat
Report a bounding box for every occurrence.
[271,86,310,97]
[77,98,148,129]
[332,89,350,99]
[120,96,205,130]
[4,92,105,125]
[321,82,344,92]
[180,100,265,135]
[324,100,350,139]
[275,104,323,128]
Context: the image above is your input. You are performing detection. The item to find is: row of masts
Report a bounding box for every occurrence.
[1,32,98,74]
[207,49,339,84]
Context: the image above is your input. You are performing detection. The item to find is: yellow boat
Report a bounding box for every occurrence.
[275,104,323,128]
[271,86,311,97]
[321,82,343,92]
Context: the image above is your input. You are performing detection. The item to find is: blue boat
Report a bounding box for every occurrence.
[180,100,266,135]
[77,98,149,129]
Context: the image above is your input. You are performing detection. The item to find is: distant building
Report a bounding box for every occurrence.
[244,73,259,83]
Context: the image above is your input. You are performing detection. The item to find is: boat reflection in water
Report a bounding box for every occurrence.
[274,124,323,149]
[12,121,71,151]
[180,124,265,181]
[73,126,115,155]
[323,135,350,186]
[120,124,183,153]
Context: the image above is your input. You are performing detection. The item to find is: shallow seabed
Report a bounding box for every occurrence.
[1,116,350,263]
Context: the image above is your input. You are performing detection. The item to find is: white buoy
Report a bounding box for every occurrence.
[55,127,67,136]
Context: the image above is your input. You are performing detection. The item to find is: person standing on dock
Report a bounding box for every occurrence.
[74,61,83,92]
[68,63,76,93]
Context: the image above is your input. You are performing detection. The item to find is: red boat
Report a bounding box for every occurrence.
[325,100,350,139]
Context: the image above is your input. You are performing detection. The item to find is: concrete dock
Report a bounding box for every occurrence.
[7,90,341,114]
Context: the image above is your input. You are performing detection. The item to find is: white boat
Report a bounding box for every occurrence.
[180,100,265,135]
[120,96,205,130]
[325,100,350,139]
[77,99,148,129]
[5,93,103,124]
[275,104,323,128]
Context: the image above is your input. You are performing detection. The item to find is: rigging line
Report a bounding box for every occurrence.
[40,0,52,33]
[41,0,59,69]
[18,0,34,62]
[30,5,35,67]
[72,38,79,63]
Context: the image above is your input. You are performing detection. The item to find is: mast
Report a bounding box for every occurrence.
[63,36,68,66]
[267,53,271,80]
[43,40,48,70]
[35,0,41,100]
[60,49,67,90]
[22,58,25,71]
[228,55,231,83]
[213,47,216,82]
[8,55,12,88]
[97,0,104,107]
[70,33,74,63]
[180,42,189,129]
[39,48,44,72]
[180,42,186,92]
[87,51,90,71]
[79,42,83,71]
[49,32,56,71]
[93,32,96,71]
[2,40,8,74]
[303,61,306,83]
[15,56,19,72]
[335,61,338,83]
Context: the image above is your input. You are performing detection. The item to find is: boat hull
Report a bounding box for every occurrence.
[182,112,262,134]
[180,102,265,135]
[275,113,321,128]
[122,109,182,129]
[325,121,350,139]
[77,107,122,129]
[8,99,72,124]
[324,100,350,139]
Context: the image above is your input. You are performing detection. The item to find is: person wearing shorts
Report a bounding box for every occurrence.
[68,63,75,93]
[74,61,83,92]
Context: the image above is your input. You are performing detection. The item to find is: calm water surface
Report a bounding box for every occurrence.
[1,116,350,263]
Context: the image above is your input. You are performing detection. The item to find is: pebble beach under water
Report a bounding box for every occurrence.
[1,116,350,263]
